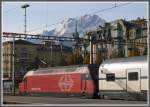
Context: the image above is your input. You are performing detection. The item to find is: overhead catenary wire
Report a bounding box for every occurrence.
[27,22,61,33]
[45,3,48,31]
[26,2,132,34]
[4,2,145,48]
[87,2,131,15]
[2,32,147,47]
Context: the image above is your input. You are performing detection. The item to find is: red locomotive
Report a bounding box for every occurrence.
[19,64,99,98]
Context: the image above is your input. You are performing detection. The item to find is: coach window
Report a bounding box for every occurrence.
[128,72,138,81]
[106,73,115,81]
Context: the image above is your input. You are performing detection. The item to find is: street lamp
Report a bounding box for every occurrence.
[21,4,30,34]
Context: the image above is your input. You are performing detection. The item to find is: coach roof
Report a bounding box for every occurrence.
[101,56,147,65]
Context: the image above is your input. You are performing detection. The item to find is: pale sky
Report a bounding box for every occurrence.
[2,2,148,34]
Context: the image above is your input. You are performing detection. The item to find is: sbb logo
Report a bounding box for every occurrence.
[58,75,74,92]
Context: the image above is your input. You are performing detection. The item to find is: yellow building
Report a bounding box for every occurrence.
[3,40,73,82]
[127,18,147,56]
[3,39,38,81]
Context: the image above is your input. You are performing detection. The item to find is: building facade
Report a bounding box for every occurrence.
[3,40,38,81]
[37,41,72,67]
[3,40,73,82]
[83,17,147,63]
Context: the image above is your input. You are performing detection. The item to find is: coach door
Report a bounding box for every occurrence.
[126,68,141,92]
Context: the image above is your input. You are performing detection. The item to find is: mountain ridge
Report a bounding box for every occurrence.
[42,14,106,37]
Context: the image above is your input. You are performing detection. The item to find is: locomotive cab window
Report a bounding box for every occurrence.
[128,72,138,81]
[106,73,115,81]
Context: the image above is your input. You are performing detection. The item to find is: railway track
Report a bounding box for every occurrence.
[2,95,147,105]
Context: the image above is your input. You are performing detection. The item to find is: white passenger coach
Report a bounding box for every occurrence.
[98,56,148,100]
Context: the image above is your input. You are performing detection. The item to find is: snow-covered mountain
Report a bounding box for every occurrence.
[22,14,106,47]
[3,14,105,45]
[43,14,106,37]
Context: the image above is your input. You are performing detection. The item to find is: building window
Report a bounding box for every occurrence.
[128,72,138,81]
[106,73,115,81]
[20,53,28,58]
[139,40,140,43]
[21,48,27,52]
[15,47,17,50]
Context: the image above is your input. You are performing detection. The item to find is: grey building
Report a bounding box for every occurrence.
[82,17,147,64]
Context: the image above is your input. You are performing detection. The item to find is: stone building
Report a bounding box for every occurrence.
[97,18,147,59]
[37,41,72,67]
[95,19,128,60]
[110,19,128,57]
[97,23,112,59]
[3,40,73,82]
[3,39,38,81]
[128,18,147,56]
[82,17,147,63]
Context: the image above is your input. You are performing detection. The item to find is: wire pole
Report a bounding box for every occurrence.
[50,41,53,66]
[12,37,15,95]
[60,42,63,57]
[21,4,30,34]
[25,8,27,33]
[90,35,93,64]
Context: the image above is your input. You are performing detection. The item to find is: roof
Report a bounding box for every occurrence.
[37,44,72,52]
[37,64,87,71]
[3,39,37,45]
[102,56,147,65]
[24,64,99,77]
[24,65,89,77]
